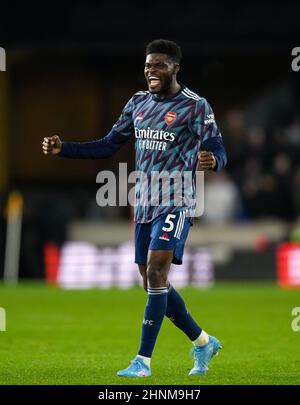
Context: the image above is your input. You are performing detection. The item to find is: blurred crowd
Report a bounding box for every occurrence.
[204,83,300,224]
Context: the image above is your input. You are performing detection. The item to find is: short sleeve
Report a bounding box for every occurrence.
[191,98,222,143]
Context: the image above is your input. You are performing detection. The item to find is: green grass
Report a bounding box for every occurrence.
[0,282,300,385]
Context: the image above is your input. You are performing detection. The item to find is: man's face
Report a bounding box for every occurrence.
[144,53,179,94]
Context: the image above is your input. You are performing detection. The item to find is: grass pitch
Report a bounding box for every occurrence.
[0,282,299,385]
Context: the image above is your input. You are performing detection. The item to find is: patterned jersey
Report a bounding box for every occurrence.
[113,85,222,223]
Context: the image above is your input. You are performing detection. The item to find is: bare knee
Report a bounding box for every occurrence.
[147,267,167,287]
[147,251,172,288]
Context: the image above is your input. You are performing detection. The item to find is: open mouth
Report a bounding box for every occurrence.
[148,76,161,89]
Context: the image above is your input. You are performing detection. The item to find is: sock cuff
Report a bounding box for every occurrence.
[147,287,168,295]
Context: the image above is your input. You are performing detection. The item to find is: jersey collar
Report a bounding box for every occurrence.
[151,84,183,103]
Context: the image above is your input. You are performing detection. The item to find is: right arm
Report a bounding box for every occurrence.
[42,129,131,159]
[42,96,134,159]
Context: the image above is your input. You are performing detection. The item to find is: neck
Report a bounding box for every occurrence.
[156,80,181,99]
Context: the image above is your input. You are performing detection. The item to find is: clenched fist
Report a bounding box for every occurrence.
[42,135,62,155]
[198,151,216,171]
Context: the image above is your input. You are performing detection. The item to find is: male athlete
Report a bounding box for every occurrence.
[42,39,227,377]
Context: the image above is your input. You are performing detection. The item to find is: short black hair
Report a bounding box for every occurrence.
[146,39,182,63]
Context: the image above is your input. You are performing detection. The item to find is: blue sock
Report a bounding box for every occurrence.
[138,287,168,358]
[166,285,202,341]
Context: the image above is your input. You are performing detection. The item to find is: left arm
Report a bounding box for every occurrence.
[198,136,227,171]
[192,98,228,171]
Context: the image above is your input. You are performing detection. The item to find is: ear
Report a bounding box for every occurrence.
[174,63,180,75]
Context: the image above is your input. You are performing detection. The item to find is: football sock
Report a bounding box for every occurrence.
[138,287,168,358]
[136,355,151,367]
[166,284,202,341]
[193,330,209,346]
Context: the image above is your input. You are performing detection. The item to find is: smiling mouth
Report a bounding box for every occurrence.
[148,76,161,88]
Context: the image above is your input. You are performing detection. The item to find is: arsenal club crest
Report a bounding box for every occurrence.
[164,111,177,125]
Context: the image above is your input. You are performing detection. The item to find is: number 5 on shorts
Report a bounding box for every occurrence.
[162,214,176,232]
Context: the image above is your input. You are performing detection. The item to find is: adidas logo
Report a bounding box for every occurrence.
[159,233,170,241]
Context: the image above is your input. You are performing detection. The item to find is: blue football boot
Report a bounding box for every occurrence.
[189,335,222,375]
[117,357,151,377]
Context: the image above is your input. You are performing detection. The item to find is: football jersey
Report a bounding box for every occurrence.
[112,85,222,223]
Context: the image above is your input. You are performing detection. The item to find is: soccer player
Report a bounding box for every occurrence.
[42,39,227,377]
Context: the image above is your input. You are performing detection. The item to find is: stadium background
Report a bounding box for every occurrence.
[0,1,300,385]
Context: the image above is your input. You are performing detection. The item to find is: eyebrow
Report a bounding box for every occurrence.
[144,61,167,66]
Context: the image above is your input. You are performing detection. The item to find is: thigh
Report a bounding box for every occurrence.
[147,249,173,287]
